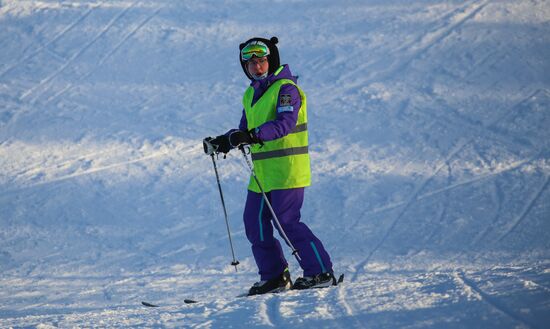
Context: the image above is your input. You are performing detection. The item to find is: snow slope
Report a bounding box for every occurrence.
[0,0,549,327]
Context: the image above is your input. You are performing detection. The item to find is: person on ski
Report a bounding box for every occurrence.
[203,36,336,295]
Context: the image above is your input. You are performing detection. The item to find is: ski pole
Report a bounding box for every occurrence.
[239,146,301,262]
[204,138,239,272]
[210,154,240,271]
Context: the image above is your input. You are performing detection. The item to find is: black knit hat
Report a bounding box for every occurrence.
[239,36,280,80]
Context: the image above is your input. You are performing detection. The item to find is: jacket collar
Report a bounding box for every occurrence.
[250,64,296,91]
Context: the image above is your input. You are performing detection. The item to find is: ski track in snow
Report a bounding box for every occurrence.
[458,271,541,329]
[400,95,549,277]
[398,0,491,71]
[498,174,550,242]
[264,296,280,327]
[339,0,491,91]
[1,0,549,327]
[0,3,99,79]
[352,87,549,281]
[44,4,163,105]
[351,139,469,282]
[18,1,138,104]
[0,140,202,196]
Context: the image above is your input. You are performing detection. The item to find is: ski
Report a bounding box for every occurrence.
[141,299,197,307]
[337,273,345,284]
[241,273,344,298]
[142,273,345,307]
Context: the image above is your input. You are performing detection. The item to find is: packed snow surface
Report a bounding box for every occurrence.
[1,0,549,328]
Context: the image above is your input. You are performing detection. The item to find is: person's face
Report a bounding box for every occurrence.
[246,56,269,78]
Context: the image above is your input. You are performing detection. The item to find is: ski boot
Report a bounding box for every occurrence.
[292,272,337,290]
[248,268,293,296]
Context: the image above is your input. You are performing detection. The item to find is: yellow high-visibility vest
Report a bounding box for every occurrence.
[243,77,310,193]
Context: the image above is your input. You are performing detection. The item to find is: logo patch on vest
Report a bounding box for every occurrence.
[279,94,291,107]
[277,106,294,113]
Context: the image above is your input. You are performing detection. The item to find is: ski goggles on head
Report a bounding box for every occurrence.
[241,41,270,61]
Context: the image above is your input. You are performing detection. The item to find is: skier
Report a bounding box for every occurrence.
[203,36,336,295]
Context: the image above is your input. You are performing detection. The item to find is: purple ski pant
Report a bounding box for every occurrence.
[243,187,333,280]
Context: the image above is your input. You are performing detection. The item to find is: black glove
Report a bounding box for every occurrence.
[208,134,232,154]
[228,130,260,148]
[203,130,261,156]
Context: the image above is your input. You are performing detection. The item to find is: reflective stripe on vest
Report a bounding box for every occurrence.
[251,146,309,161]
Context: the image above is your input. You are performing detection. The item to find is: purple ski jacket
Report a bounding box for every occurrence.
[238,64,302,142]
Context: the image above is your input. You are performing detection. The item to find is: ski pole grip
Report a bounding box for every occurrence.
[203,137,216,155]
